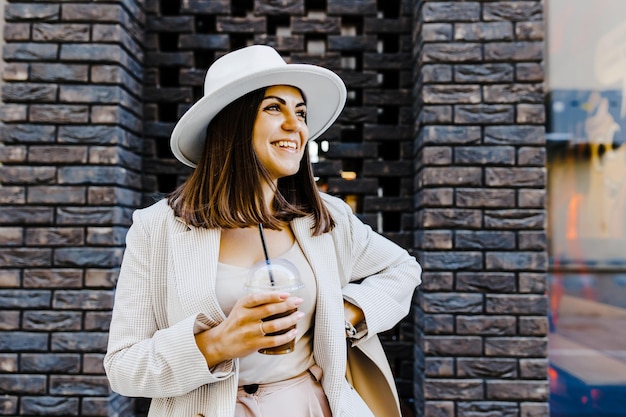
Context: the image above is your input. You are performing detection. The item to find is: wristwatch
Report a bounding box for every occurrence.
[345,319,358,338]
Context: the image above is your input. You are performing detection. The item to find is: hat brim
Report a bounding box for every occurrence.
[170,64,347,168]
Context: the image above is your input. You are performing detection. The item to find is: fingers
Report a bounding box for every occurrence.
[261,310,305,336]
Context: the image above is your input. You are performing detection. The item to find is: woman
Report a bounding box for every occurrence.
[104,45,422,417]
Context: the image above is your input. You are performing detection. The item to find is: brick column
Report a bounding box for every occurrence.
[0,1,144,415]
[412,1,549,416]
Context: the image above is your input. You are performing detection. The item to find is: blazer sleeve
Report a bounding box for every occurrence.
[103,208,233,398]
[331,197,422,339]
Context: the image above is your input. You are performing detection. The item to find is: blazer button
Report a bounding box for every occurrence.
[193,414,204,417]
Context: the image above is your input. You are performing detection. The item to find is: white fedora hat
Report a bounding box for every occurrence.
[170,45,347,168]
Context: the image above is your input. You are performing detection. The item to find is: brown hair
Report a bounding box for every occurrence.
[167,87,335,236]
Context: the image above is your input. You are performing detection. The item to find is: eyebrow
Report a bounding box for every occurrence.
[263,95,306,107]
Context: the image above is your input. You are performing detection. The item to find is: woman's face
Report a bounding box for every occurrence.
[252,85,309,182]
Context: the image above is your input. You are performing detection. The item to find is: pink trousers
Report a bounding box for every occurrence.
[235,365,332,417]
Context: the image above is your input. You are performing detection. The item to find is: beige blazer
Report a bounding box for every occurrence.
[104,193,422,417]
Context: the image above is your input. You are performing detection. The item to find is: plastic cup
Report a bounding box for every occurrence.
[245,259,303,355]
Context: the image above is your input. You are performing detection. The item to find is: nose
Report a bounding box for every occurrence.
[282,110,303,132]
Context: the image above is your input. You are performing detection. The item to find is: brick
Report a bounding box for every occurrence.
[23,311,82,331]
[88,186,141,206]
[422,65,453,83]
[425,358,454,377]
[484,2,543,22]
[49,375,109,395]
[54,206,134,226]
[0,270,21,287]
[31,63,89,82]
[484,83,543,103]
[0,227,23,245]
[454,22,513,41]
[458,402,519,417]
[425,401,454,417]
[420,167,482,187]
[422,23,453,42]
[419,251,483,271]
[518,273,546,294]
[5,4,60,21]
[516,22,544,41]
[0,186,25,204]
[216,16,266,33]
[520,402,549,417]
[0,290,51,309]
[457,358,517,379]
[30,104,89,123]
[292,17,341,34]
[485,337,547,357]
[327,0,377,15]
[85,312,112,331]
[0,311,20,330]
[0,206,54,225]
[485,251,547,271]
[3,23,30,41]
[484,210,546,230]
[20,353,80,374]
[58,166,141,187]
[455,64,514,83]
[457,188,515,208]
[420,272,454,291]
[255,0,304,15]
[416,188,454,207]
[456,230,515,250]
[27,186,86,204]
[424,336,483,357]
[33,23,89,41]
[520,358,548,379]
[423,293,483,313]
[485,167,546,187]
[423,85,481,104]
[0,248,52,267]
[416,230,452,250]
[422,3,480,22]
[2,83,57,103]
[82,396,110,416]
[519,231,546,250]
[0,354,18,372]
[485,126,544,145]
[425,378,483,400]
[3,43,59,61]
[421,208,482,228]
[456,146,516,165]
[517,103,545,124]
[51,333,109,353]
[422,43,482,63]
[24,269,83,288]
[0,332,49,352]
[518,146,545,166]
[85,270,118,288]
[455,104,514,124]
[424,314,454,335]
[519,316,548,336]
[485,42,543,61]
[0,374,46,394]
[421,106,453,123]
[0,145,27,163]
[456,272,517,293]
[0,103,28,122]
[25,227,83,246]
[83,353,106,373]
[20,396,79,416]
[29,145,88,164]
[0,123,57,144]
[457,315,516,335]
[54,248,124,268]
[516,63,544,81]
[487,380,548,400]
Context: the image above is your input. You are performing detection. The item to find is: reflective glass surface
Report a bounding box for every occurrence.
[547,1,626,415]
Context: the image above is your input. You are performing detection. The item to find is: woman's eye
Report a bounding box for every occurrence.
[297,110,307,119]
[264,104,280,111]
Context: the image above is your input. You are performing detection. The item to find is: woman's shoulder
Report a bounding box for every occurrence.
[319,192,352,216]
[132,198,178,229]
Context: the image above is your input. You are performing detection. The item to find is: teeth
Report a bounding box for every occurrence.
[276,140,297,149]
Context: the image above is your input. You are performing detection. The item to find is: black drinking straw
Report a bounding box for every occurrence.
[258,224,275,286]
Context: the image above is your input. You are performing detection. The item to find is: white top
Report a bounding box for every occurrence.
[215,242,317,384]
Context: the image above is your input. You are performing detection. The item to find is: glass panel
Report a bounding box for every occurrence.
[547,1,626,416]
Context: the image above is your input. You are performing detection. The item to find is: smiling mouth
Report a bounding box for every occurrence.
[273,140,298,150]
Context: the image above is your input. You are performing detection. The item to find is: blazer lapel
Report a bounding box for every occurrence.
[292,216,347,410]
[170,223,225,324]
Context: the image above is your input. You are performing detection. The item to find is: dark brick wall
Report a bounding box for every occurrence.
[413,1,548,416]
[0,1,145,415]
[0,0,549,416]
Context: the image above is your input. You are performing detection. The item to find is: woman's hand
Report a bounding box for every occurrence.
[195,292,304,367]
